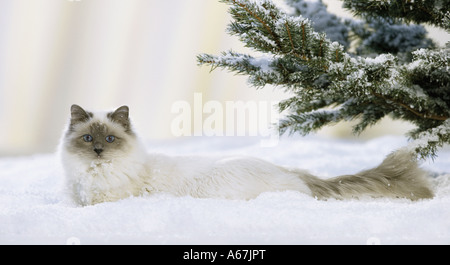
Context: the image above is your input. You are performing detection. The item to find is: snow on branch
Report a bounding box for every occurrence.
[342,0,450,30]
[198,0,450,158]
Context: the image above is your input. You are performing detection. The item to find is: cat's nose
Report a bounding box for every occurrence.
[94,148,103,155]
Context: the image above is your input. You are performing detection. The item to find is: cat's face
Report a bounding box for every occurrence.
[63,104,137,161]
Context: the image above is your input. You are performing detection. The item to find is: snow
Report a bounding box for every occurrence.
[1,135,449,245]
[363,53,394,65]
[249,55,274,73]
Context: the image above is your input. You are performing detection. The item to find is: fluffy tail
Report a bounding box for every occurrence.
[301,148,434,201]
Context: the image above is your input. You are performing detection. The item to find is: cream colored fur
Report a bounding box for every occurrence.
[60,106,434,206]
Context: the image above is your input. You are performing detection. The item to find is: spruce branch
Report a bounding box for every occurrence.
[371,92,449,122]
[285,21,301,59]
[198,0,450,158]
[342,0,450,30]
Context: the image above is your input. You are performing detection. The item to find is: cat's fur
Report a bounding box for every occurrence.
[59,105,434,206]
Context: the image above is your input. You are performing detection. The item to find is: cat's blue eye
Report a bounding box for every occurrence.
[83,134,93,142]
[106,135,115,143]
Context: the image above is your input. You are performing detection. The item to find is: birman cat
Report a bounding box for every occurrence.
[59,104,433,206]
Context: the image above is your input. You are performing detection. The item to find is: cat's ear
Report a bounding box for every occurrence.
[108,105,131,131]
[70,104,92,126]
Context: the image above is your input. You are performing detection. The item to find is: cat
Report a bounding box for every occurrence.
[59,104,434,206]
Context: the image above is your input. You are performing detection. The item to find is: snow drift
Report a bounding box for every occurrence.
[0,135,449,244]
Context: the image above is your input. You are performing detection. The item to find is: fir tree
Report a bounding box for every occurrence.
[286,0,435,58]
[285,0,436,59]
[197,0,450,159]
[285,0,351,49]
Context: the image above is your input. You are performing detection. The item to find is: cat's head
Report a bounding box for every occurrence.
[62,104,138,161]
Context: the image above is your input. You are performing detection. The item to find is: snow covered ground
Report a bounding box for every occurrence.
[1,135,449,245]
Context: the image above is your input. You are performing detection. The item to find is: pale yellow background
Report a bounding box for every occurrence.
[0,0,448,155]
